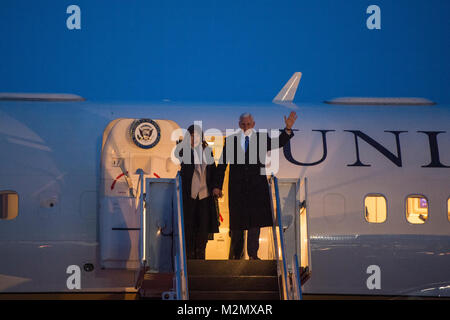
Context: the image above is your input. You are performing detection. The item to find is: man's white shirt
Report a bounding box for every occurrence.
[240,128,255,151]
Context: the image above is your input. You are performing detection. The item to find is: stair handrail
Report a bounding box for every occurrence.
[134,168,147,291]
[173,172,189,300]
[136,168,146,265]
[291,254,303,300]
[269,175,290,300]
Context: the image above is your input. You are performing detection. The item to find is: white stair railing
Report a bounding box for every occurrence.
[173,172,189,300]
[269,175,290,299]
[269,175,303,300]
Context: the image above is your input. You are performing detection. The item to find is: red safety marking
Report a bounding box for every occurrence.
[111,172,127,190]
[111,171,159,190]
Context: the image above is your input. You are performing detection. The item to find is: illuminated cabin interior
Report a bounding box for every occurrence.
[406,195,429,224]
[448,198,450,222]
[365,194,387,223]
[0,191,19,220]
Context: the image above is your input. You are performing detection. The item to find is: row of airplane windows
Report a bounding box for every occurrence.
[365,194,450,224]
[1,191,450,224]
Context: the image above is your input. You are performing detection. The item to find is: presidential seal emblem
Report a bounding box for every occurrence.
[130,119,161,149]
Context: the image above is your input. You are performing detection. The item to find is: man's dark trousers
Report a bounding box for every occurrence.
[228,228,260,259]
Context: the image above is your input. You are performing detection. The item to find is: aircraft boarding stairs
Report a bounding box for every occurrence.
[134,171,311,300]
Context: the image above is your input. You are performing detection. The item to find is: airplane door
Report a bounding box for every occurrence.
[99,118,181,269]
[269,177,311,270]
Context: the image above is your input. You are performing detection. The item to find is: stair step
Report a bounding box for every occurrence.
[189,290,280,300]
[139,272,174,299]
[186,260,280,300]
[188,275,279,291]
[187,260,277,276]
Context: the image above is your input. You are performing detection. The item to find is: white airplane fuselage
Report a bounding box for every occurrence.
[0,100,449,297]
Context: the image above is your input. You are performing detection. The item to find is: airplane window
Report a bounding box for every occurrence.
[364,194,387,223]
[448,198,450,222]
[0,191,19,220]
[406,195,428,224]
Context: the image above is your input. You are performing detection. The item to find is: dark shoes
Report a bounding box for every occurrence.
[229,256,260,260]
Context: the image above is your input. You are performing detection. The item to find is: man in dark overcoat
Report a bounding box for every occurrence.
[213,111,297,259]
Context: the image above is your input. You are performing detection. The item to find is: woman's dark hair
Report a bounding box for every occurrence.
[187,124,208,149]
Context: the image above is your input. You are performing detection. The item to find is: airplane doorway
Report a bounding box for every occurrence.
[99,118,181,269]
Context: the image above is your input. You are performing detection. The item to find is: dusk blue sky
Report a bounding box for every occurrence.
[1,0,449,103]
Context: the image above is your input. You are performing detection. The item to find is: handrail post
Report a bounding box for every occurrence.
[136,168,146,265]
[174,172,189,300]
[134,168,147,292]
[292,254,303,300]
[270,174,291,300]
[174,253,181,299]
[269,176,280,286]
